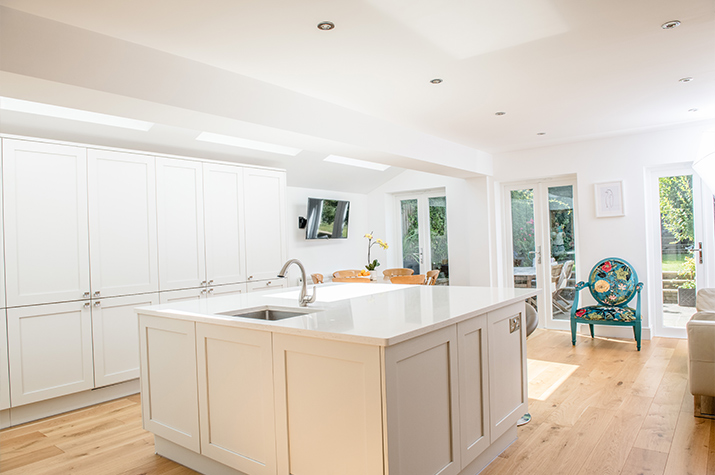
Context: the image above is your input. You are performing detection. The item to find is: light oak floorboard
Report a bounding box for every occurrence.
[1,330,713,475]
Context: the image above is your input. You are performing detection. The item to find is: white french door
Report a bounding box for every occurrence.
[503,177,579,329]
[396,190,449,284]
[647,165,715,338]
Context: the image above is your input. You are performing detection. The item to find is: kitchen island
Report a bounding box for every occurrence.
[136,283,537,475]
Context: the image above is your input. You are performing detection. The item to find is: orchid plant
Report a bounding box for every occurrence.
[364,232,388,271]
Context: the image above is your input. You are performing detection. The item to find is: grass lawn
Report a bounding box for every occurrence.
[662,253,688,273]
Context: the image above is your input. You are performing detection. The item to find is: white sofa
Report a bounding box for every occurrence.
[687,289,715,418]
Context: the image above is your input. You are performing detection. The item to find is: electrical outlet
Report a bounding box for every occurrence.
[509,315,521,333]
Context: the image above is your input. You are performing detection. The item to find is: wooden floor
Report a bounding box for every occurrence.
[0,330,713,474]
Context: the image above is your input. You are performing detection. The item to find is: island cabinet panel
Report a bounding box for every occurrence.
[139,315,200,452]
[3,140,90,307]
[7,301,94,406]
[246,279,286,293]
[487,303,527,442]
[384,325,461,475]
[196,324,276,475]
[88,149,158,298]
[0,311,10,410]
[92,293,158,388]
[156,158,206,291]
[203,163,247,286]
[457,314,490,467]
[243,169,286,282]
[273,334,383,475]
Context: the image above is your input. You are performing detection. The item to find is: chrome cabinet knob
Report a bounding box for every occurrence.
[208,288,214,294]
[200,280,207,286]
[84,302,91,308]
[83,292,90,298]
[94,301,101,307]
[208,280,214,285]
[248,276,253,280]
[200,289,207,295]
[93,291,101,297]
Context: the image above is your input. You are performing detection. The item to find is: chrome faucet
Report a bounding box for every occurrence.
[277,259,316,307]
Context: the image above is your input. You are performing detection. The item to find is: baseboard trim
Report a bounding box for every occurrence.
[154,436,247,475]
[0,379,140,429]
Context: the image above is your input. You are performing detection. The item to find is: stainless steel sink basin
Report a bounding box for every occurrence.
[219,306,314,321]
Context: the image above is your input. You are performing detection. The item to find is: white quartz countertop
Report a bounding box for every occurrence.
[136,283,538,346]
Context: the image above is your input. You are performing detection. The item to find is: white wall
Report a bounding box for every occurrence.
[366,170,494,286]
[491,122,715,334]
[286,186,369,284]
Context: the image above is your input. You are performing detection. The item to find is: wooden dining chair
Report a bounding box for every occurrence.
[333,270,362,278]
[425,269,440,285]
[311,273,324,284]
[390,275,426,285]
[332,277,370,283]
[382,268,415,278]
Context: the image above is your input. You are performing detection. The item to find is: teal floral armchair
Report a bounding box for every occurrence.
[571,258,643,351]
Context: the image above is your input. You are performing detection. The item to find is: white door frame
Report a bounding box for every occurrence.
[501,176,580,330]
[645,164,715,338]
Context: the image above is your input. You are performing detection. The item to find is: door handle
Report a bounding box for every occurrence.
[692,242,703,264]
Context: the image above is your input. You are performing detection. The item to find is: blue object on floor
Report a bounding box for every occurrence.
[571,257,643,351]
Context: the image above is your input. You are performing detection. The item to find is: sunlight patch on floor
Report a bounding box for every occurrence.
[527,358,579,401]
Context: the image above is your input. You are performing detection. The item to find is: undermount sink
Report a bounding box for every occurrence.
[219,306,315,321]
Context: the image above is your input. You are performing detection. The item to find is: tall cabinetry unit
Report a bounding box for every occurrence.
[0,161,9,409]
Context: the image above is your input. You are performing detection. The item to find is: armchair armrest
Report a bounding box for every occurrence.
[575,281,588,291]
[571,281,588,318]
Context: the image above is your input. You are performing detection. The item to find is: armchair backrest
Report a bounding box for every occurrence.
[587,258,639,307]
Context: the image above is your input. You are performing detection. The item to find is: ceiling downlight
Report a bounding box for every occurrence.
[495,111,506,116]
[679,77,694,83]
[661,20,681,29]
[317,21,335,31]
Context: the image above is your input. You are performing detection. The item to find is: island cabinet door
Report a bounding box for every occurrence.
[457,314,491,467]
[196,323,276,475]
[487,303,528,442]
[384,325,461,475]
[139,315,200,452]
[273,334,384,475]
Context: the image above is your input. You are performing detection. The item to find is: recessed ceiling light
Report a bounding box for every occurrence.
[317,21,335,30]
[537,132,546,136]
[324,155,390,171]
[661,20,681,29]
[495,111,506,116]
[689,108,699,112]
[196,132,302,156]
[679,77,694,83]
[430,78,443,84]
[0,96,154,131]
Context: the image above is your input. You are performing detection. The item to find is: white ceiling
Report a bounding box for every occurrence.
[0,0,713,190]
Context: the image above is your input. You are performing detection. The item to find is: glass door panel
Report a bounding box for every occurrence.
[428,197,449,284]
[400,199,420,274]
[509,188,539,312]
[658,174,697,329]
[548,185,577,320]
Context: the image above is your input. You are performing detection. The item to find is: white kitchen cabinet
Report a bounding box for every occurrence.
[488,304,527,442]
[384,325,461,475]
[159,283,247,304]
[3,140,90,307]
[196,323,276,475]
[92,293,158,388]
[156,158,206,291]
[0,311,10,411]
[208,282,247,298]
[7,301,94,406]
[243,168,286,282]
[88,149,158,298]
[139,315,200,452]
[457,314,490,467]
[273,334,384,475]
[247,279,286,293]
[0,154,5,310]
[203,162,247,286]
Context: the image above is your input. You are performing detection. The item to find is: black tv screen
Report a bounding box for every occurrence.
[305,198,350,239]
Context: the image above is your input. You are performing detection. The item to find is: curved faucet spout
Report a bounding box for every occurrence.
[277,259,316,307]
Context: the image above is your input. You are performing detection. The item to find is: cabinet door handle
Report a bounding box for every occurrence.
[94,301,101,307]
[84,302,91,308]
[93,291,101,297]
[83,292,90,298]
[200,280,207,286]
[208,288,214,294]
[201,289,207,295]
[248,275,253,280]
[208,280,214,285]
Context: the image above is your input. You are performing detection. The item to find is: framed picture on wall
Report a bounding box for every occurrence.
[594,181,624,217]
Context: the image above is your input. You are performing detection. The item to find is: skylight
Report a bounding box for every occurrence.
[0,97,154,131]
[196,132,302,156]
[324,155,390,171]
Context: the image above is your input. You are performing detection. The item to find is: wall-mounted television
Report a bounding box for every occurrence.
[305,198,350,239]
